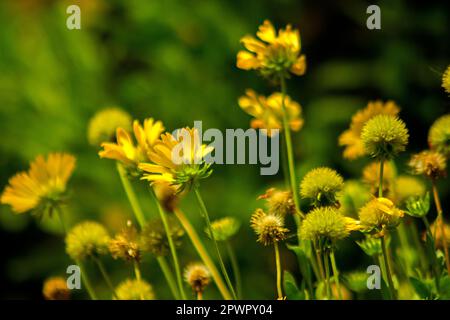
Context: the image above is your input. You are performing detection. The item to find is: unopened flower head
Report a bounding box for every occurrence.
[361,114,409,160]
[394,175,426,205]
[405,193,430,218]
[409,150,447,180]
[250,209,288,246]
[87,107,132,146]
[99,117,165,168]
[300,167,344,207]
[141,217,184,256]
[238,89,303,137]
[339,101,400,160]
[109,221,140,261]
[344,271,371,293]
[207,217,240,241]
[139,127,213,191]
[115,279,155,300]
[237,20,306,80]
[356,237,382,256]
[300,207,350,243]
[184,263,211,294]
[362,161,396,197]
[153,181,180,212]
[65,221,110,261]
[442,65,450,95]
[42,277,70,300]
[428,114,450,157]
[358,198,404,236]
[1,153,76,216]
[258,187,295,216]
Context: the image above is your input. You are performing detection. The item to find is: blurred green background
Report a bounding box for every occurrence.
[0,0,448,299]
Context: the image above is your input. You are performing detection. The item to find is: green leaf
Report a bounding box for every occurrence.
[438,276,450,299]
[410,277,432,299]
[283,270,305,300]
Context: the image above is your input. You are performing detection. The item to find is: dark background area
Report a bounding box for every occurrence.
[0,0,448,299]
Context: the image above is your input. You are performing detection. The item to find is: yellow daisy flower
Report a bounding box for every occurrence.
[139,127,213,190]
[87,107,132,146]
[99,118,165,167]
[1,153,76,215]
[238,89,303,136]
[339,100,400,160]
[237,20,306,79]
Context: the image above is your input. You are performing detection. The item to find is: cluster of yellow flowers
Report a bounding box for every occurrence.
[1,19,449,301]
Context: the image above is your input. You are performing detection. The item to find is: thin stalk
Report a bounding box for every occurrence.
[77,259,98,300]
[57,207,97,300]
[397,222,412,275]
[197,291,203,300]
[422,216,441,291]
[279,76,303,219]
[330,250,342,300]
[150,189,187,299]
[93,256,118,299]
[226,241,242,299]
[158,256,180,300]
[134,260,142,281]
[313,241,325,281]
[174,208,232,300]
[194,187,237,300]
[323,252,332,300]
[115,162,179,299]
[274,242,283,299]
[432,181,450,274]
[381,236,396,299]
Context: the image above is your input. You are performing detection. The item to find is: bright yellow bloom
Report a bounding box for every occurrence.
[339,101,400,160]
[300,207,351,242]
[300,167,344,207]
[133,118,165,158]
[65,221,110,261]
[442,65,450,95]
[99,118,165,167]
[1,153,76,215]
[258,187,295,216]
[238,89,303,136]
[99,127,142,166]
[184,263,211,294]
[237,20,306,79]
[359,197,404,236]
[250,209,289,246]
[139,127,213,190]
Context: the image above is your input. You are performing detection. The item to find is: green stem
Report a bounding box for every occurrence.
[134,260,142,282]
[76,259,98,300]
[422,216,441,291]
[381,236,396,299]
[432,182,450,275]
[115,162,179,299]
[116,163,146,226]
[194,187,237,300]
[313,241,325,281]
[158,256,180,300]
[330,250,342,300]
[274,242,283,299]
[279,76,303,219]
[93,256,118,299]
[174,208,232,300]
[226,241,242,299]
[150,188,187,299]
[323,252,332,300]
